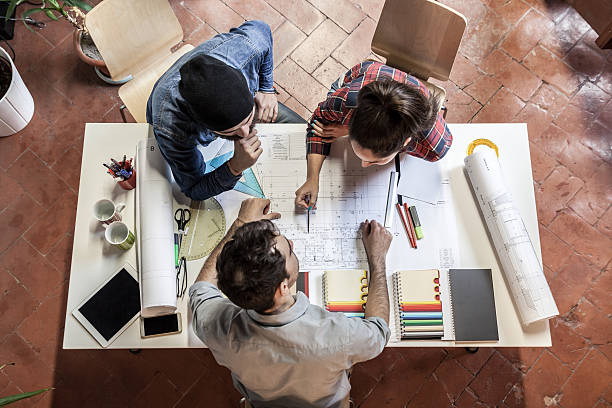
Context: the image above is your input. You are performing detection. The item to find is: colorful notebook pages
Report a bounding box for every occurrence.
[393,269,443,340]
[323,270,368,317]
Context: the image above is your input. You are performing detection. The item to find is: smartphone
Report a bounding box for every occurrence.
[140,313,182,338]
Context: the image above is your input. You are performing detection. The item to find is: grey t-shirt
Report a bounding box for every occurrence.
[189,281,390,407]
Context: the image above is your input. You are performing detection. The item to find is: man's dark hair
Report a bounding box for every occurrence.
[216,220,288,312]
[349,78,440,157]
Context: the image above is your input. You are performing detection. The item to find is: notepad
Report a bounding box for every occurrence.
[290,272,309,297]
[323,270,368,317]
[392,269,443,339]
[439,268,499,342]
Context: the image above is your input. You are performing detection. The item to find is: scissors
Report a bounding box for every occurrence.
[174,208,191,248]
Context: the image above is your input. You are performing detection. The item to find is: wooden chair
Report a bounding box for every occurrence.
[371,0,467,117]
[85,0,195,123]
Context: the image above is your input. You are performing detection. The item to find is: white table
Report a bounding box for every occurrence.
[63,123,551,349]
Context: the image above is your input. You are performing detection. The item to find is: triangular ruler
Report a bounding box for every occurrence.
[205,151,265,198]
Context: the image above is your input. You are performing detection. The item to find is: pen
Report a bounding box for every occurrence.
[403,202,418,249]
[174,233,179,267]
[305,195,311,234]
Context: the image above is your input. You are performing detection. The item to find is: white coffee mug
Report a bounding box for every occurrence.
[103,221,135,250]
[94,199,126,225]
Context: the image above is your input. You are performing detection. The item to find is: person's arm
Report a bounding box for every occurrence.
[195,198,281,286]
[246,20,274,94]
[360,219,392,324]
[195,220,243,286]
[405,112,453,162]
[248,20,278,122]
[154,128,241,200]
[295,94,349,208]
[294,153,325,208]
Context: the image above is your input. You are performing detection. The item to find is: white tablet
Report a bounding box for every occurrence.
[72,263,141,348]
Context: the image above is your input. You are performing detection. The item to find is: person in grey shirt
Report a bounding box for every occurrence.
[189,198,392,407]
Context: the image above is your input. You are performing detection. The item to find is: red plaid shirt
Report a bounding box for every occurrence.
[307,61,452,162]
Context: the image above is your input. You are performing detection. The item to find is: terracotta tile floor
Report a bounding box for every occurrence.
[0,0,611,406]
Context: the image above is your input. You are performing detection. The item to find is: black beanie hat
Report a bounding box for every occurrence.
[178,55,254,131]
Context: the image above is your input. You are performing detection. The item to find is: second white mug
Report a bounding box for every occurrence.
[93,199,126,225]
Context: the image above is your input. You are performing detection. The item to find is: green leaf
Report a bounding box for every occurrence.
[0,388,51,406]
[47,0,59,7]
[21,7,45,31]
[21,7,45,19]
[44,9,59,20]
[70,0,92,11]
[4,0,19,22]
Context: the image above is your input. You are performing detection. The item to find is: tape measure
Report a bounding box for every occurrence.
[467,138,499,157]
[178,198,226,260]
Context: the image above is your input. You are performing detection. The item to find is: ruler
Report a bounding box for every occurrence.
[178,198,226,260]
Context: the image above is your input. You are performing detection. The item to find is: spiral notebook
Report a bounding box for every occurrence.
[290,272,309,297]
[392,269,443,339]
[439,268,499,342]
[323,270,368,318]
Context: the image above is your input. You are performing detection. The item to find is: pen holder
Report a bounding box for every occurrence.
[117,168,136,190]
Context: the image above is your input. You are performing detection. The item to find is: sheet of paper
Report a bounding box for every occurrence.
[397,156,447,204]
[137,139,177,317]
[464,148,558,326]
[255,133,392,270]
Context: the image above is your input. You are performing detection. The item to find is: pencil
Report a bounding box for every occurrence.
[403,203,418,249]
[396,203,415,248]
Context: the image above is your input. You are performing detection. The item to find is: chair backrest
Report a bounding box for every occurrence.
[85,0,184,81]
[371,0,466,82]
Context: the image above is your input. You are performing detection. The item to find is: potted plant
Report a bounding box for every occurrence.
[0,35,33,136]
[2,0,130,84]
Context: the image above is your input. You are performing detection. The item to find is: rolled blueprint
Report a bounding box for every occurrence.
[464,148,558,326]
[136,138,176,317]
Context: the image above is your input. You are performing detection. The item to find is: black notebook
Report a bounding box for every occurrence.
[440,268,499,342]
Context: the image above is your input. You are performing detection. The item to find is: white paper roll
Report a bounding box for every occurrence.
[464,148,558,326]
[137,139,177,317]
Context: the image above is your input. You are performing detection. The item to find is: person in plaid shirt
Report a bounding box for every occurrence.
[295,60,453,209]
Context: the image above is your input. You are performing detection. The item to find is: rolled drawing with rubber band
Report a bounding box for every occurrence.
[464,140,558,326]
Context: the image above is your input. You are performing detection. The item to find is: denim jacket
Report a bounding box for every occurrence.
[146,20,274,200]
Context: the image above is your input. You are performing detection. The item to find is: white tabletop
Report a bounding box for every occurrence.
[63,123,551,349]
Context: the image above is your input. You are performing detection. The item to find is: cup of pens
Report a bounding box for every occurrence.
[104,155,136,190]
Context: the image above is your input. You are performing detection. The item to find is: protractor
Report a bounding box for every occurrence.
[178,198,226,260]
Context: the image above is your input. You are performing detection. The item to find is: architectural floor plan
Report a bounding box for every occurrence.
[255,132,392,270]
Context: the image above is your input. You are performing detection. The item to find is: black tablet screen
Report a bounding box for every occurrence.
[78,268,141,341]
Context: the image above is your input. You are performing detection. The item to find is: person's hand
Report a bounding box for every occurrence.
[254,92,278,123]
[295,178,319,209]
[228,128,262,175]
[311,120,347,140]
[236,198,281,224]
[360,219,392,264]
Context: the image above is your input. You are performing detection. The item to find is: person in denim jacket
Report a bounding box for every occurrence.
[147,20,304,200]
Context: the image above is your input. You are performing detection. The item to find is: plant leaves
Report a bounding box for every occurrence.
[4,0,19,21]
[21,7,45,32]
[44,9,59,20]
[70,0,92,11]
[0,388,51,406]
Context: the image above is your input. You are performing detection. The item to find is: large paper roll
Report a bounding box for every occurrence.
[136,139,176,317]
[464,147,558,326]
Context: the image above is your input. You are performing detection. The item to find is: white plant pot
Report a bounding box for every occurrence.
[0,46,34,137]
